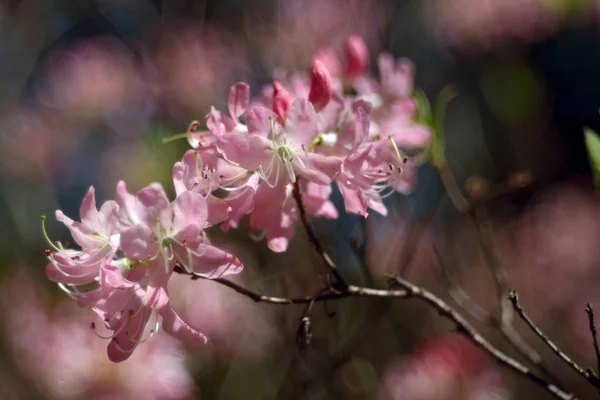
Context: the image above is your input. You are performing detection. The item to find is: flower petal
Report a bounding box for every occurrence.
[228,82,250,123]
[120,225,159,261]
[285,98,318,146]
[160,306,207,346]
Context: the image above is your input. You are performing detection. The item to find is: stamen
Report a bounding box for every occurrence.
[48,255,98,279]
[283,153,296,184]
[41,215,61,252]
[387,135,406,166]
[257,160,281,188]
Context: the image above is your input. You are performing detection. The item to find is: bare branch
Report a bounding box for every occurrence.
[186,272,408,304]
[292,178,347,289]
[187,267,576,400]
[389,276,576,400]
[586,303,600,377]
[509,290,600,390]
[472,206,562,386]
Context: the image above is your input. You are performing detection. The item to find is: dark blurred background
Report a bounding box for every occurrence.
[2,0,600,399]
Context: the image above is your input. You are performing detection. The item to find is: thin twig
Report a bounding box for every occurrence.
[586,303,600,378]
[388,277,576,400]
[440,162,561,386]
[472,206,563,386]
[188,273,408,304]
[186,268,576,400]
[292,179,347,289]
[434,246,492,324]
[509,290,600,390]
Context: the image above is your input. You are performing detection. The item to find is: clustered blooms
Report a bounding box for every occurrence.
[44,35,433,362]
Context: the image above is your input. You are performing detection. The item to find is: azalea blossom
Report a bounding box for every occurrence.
[44,180,243,362]
[42,34,437,362]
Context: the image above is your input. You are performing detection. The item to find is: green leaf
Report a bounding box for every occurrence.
[584,127,600,191]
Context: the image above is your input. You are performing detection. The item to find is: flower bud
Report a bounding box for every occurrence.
[344,35,369,81]
[272,81,292,124]
[308,60,332,112]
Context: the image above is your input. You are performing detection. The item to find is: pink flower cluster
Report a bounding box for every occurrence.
[45,183,243,362]
[44,35,432,362]
[185,34,432,251]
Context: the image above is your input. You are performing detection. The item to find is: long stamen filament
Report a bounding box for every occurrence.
[388,135,406,166]
[41,215,61,252]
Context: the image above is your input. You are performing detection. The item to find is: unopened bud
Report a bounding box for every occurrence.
[273,81,292,124]
[308,60,332,112]
[344,35,369,81]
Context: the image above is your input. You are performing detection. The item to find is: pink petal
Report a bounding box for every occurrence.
[144,264,170,310]
[136,183,171,227]
[265,200,296,253]
[301,182,338,219]
[120,225,159,261]
[206,195,231,226]
[338,181,369,217]
[172,191,208,235]
[221,175,258,232]
[184,242,243,278]
[218,132,273,171]
[317,90,345,133]
[46,247,111,285]
[206,107,235,138]
[172,162,187,196]
[246,106,278,137]
[295,153,342,185]
[97,200,118,235]
[79,186,99,225]
[285,98,318,146]
[160,306,207,346]
[250,179,288,232]
[107,307,152,363]
[55,210,97,249]
[228,82,250,123]
[115,180,142,228]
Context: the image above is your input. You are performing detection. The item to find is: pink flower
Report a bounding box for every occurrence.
[55,186,119,251]
[115,181,242,278]
[92,264,207,362]
[217,98,342,251]
[172,148,234,226]
[45,186,119,294]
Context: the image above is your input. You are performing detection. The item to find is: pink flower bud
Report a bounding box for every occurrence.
[344,35,369,81]
[272,81,292,124]
[308,60,332,112]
